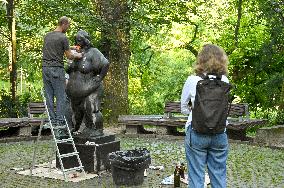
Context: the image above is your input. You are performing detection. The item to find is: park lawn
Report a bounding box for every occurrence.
[0,136,283,187]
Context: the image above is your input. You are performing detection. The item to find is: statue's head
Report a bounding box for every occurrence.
[75,30,91,48]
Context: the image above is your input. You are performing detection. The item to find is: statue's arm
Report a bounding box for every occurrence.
[93,48,110,82]
[97,59,110,82]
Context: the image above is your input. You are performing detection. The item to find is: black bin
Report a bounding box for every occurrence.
[108,148,151,186]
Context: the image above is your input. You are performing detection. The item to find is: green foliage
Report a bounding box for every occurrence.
[225,0,284,122]
[0,89,30,118]
[274,110,284,125]
[256,109,284,126]
[129,41,194,114]
[0,0,283,125]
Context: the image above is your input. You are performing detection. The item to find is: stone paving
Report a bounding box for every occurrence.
[0,134,283,188]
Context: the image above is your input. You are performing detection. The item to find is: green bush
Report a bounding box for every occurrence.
[273,110,284,125]
[0,89,32,118]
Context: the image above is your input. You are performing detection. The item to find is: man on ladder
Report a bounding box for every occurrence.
[31,16,86,181]
[42,16,82,138]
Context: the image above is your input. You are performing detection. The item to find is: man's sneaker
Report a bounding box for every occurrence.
[59,129,69,138]
[54,130,68,140]
[53,129,60,139]
[53,124,68,139]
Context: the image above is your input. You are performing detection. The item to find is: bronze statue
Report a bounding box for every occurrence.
[66,30,109,138]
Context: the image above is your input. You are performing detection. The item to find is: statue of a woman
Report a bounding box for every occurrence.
[66,30,109,138]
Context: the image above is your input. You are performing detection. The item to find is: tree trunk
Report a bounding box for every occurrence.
[6,0,17,101]
[234,0,243,48]
[94,0,130,124]
[280,82,284,111]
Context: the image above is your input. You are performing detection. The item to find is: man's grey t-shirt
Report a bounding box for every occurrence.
[42,31,70,67]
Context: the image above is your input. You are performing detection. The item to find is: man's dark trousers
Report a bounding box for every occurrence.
[42,66,66,125]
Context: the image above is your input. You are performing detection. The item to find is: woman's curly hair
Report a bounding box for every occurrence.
[195,44,228,76]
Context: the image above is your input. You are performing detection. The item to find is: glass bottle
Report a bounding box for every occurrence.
[174,165,180,187]
[179,163,185,179]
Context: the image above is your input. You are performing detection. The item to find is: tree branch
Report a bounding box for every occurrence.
[139,51,154,79]
[234,0,243,48]
[183,23,199,56]
[144,51,154,67]
[141,46,151,52]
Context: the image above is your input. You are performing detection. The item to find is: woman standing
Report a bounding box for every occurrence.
[181,44,230,188]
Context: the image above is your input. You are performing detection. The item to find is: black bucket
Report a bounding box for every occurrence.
[108,148,151,186]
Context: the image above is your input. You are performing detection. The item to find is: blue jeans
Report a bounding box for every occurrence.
[42,66,66,124]
[185,125,228,188]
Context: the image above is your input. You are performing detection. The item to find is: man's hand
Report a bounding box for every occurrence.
[65,49,83,60]
[70,45,81,52]
[73,51,83,59]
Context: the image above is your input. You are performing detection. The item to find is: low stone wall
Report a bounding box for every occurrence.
[254,125,284,148]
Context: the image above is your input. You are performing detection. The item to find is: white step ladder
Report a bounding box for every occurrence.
[30,90,86,181]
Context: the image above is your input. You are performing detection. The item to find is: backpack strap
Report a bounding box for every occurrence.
[197,73,222,80]
[197,73,208,79]
[215,74,222,80]
[207,73,222,80]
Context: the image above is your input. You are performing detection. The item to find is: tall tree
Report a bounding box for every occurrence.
[6,0,17,101]
[94,0,130,123]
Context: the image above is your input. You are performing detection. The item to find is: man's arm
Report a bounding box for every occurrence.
[65,49,83,60]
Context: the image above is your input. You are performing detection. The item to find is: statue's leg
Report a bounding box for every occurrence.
[83,86,104,137]
[71,99,84,133]
[65,96,73,130]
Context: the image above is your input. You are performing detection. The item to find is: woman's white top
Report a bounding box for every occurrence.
[180,74,230,131]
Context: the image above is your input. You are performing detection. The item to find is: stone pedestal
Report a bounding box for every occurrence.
[254,125,284,147]
[56,134,120,173]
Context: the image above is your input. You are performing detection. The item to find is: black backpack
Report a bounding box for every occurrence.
[192,74,232,134]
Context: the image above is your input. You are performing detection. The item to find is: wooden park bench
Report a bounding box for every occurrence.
[27,102,48,125]
[118,102,268,141]
[0,102,48,137]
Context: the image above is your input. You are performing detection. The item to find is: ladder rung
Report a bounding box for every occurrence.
[60,152,79,158]
[38,90,86,181]
[56,138,73,143]
[63,166,84,173]
[42,123,50,129]
[53,125,67,129]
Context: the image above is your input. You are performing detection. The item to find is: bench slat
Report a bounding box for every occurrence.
[28,102,47,118]
[164,102,181,113]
